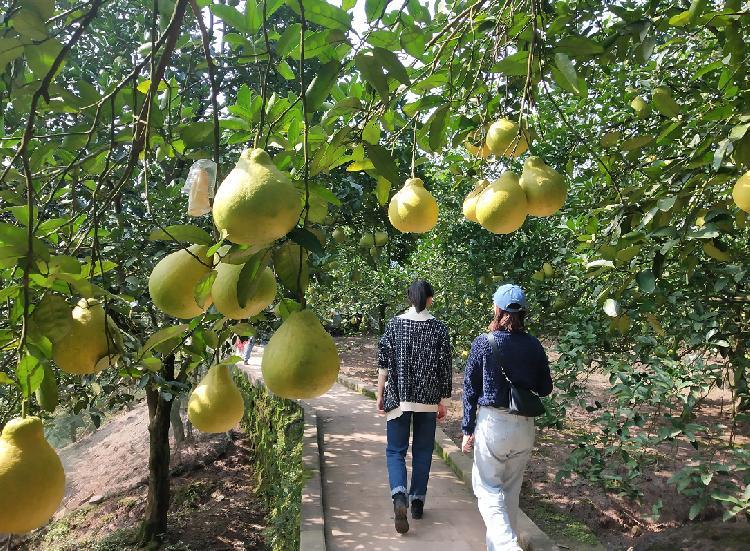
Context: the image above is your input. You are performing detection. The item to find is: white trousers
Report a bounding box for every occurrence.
[472,407,536,551]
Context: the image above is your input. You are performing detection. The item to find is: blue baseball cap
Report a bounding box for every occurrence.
[493,284,527,312]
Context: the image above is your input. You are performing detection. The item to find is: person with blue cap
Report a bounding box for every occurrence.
[461,283,552,551]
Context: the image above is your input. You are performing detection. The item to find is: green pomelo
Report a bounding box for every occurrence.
[388,178,439,233]
[148,245,213,319]
[519,156,567,217]
[212,149,302,246]
[212,264,277,320]
[261,310,340,399]
[475,172,528,234]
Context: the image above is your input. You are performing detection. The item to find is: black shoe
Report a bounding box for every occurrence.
[393,493,409,534]
[411,499,424,519]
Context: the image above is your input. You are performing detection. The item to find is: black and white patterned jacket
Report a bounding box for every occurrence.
[378,307,453,420]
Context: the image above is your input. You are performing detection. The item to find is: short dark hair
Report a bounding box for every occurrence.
[407,279,434,312]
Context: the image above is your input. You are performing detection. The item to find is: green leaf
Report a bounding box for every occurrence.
[603,298,623,317]
[620,135,654,151]
[365,0,389,22]
[20,0,55,20]
[177,121,215,148]
[428,104,449,152]
[0,38,25,69]
[355,52,390,103]
[367,30,400,50]
[364,143,400,185]
[286,0,351,30]
[688,501,704,520]
[373,47,410,85]
[400,28,426,59]
[305,61,340,112]
[489,51,529,76]
[276,298,302,320]
[637,270,656,293]
[148,224,213,245]
[289,227,324,255]
[362,120,381,145]
[309,183,342,206]
[194,270,216,309]
[554,53,580,94]
[16,354,43,398]
[555,36,604,55]
[210,4,250,32]
[277,59,295,80]
[0,372,14,385]
[237,250,271,308]
[11,8,48,40]
[33,294,72,343]
[276,23,301,59]
[142,324,189,354]
[374,177,391,206]
[25,38,63,77]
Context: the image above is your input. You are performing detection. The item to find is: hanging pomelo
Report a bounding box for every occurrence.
[485,118,529,157]
[212,264,277,320]
[0,417,65,534]
[52,298,122,375]
[188,365,245,433]
[148,245,213,319]
[388,178,439,233]
[519,156,567,217]
[732,171,750,213]
[261,309,340,399]
[462,179,490,222]
[475,172,528,234]
[212,148,302,246]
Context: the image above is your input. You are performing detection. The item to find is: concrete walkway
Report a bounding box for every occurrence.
[241,349,488,551]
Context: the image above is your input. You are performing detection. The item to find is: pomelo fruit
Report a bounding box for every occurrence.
[388,177,439,233]
[732,171,750,213]
[543,262,554,277]
[630,96,651,118]
[519,156,567,217]
[188,365,245,433]
[332,228,347,244]
[52,298,122,375]
[462,179,490,222]
[0,417,65,534]
[374,231,389,246]
[149,245,213,319]
[485,118,528,157]
[212,264,277,320]
[261,309,340,399]
[359,234,374,248]
[475,172,528,234]
[212,149,302,246]
[703,240,731,262]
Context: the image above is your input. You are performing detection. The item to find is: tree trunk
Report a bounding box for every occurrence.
[138,355,175,547]
[170,395,185,444]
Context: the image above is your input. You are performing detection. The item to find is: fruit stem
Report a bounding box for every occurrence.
[411,119,417,178]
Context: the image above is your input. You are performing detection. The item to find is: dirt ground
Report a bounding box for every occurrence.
[335,335,750,551]
[11,404,267,551]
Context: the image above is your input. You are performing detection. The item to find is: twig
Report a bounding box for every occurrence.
[296,0,310,308]
[425,0,487,49]
[255,0,272,148]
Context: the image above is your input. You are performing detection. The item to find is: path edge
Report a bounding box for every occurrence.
[337,373,560,551]
[239,365,327,551]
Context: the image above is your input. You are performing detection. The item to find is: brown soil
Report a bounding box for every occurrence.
[10,403,267,551]
[335,335,750,551]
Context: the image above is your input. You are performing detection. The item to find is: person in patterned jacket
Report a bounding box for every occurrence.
[376,279,452,534]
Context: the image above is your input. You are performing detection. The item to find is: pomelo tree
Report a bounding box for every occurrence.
[1,0,749,545]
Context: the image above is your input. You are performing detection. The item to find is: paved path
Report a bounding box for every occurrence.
[242,348,487,551]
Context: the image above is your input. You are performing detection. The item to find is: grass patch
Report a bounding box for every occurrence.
[522,495,601,548]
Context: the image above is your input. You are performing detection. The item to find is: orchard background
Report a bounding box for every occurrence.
[0,0,748,547]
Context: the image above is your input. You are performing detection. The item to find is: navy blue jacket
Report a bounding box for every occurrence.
[462,330,553,434]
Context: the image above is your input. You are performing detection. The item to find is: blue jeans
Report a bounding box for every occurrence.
[243,338,254,363]
[386,411,437,503]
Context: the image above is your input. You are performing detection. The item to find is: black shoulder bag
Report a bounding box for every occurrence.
[486,333,546,417]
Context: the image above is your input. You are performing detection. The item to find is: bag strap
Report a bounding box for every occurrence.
[486,333,514,386]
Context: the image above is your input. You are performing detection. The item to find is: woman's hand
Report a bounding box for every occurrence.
[376,394,385,414]
[437,403,447,421]
[461,434,475,453]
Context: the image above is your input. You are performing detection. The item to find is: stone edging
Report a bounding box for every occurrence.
[336,374,560,551]
[239,366,326,551]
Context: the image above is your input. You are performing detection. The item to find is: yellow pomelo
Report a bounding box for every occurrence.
[262,309,340,399]
[149,245,213,319]
[188,365,245,433]
[374,231,389,246]
[212,149,302,246]
[465,140,492,158]
[519,156,567,217]
[543,262,554,277]
[630,96,651,119]
[462,179,490,222]
[485,118,528,157]
[388,177,439,233]
[212,265,277,320]
[703,240,731,262]
[52,298,122,375]
[475,172,527,234]
[0,417,65,534]
[732,171,750,213]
